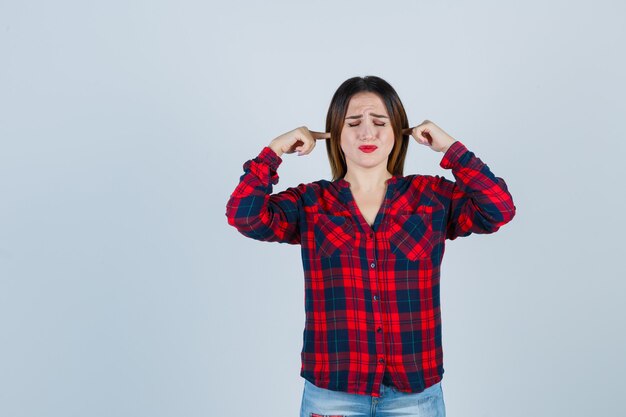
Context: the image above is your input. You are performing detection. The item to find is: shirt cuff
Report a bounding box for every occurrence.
[439,141,467,169]
[258,146,283,171]
[241,146,282,185]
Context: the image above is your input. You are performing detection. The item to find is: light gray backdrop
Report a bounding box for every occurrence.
[1,1,624,416]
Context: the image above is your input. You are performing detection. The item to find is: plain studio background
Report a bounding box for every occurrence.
[1,1,624,416]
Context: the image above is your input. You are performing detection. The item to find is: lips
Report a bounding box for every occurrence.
[359,145,378,153]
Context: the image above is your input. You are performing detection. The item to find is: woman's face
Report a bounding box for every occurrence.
[340,92,395,174]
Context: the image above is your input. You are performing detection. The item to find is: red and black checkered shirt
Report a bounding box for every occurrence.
[226,141,515,397]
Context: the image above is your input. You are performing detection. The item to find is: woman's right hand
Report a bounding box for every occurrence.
[269,127,331,157]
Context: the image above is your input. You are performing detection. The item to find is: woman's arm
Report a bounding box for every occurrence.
[434,141,516,240]
[405,120,515,240]
[225,127,329,244]
[226,146,304,244]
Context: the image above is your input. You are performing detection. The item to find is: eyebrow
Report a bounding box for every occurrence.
[345,113,389,120]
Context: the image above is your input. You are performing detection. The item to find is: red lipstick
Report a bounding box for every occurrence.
[359,145,377,153]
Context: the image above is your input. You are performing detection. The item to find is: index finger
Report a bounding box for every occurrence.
[308,130,331,140]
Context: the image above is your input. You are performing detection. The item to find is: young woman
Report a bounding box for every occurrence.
[226,76,516,417]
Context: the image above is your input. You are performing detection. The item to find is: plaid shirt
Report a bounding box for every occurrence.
[225,141,515,397]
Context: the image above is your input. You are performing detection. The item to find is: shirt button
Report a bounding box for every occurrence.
[368,232,374,239]
[373,295,379,301]
[379,358,385,364]
[377,327,383,333]
[370,262,376,268]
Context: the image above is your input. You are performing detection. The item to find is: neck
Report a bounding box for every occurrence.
[343,166,393,192]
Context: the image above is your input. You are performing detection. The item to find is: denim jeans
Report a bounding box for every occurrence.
[300,379,446,417]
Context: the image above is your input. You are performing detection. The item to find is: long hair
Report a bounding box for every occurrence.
[325,76,410,181]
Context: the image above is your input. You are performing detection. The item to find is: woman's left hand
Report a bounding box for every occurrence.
[403,120,456,153]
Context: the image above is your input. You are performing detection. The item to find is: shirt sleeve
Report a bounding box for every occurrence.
[432,141,516,240]
[225,146,304,244]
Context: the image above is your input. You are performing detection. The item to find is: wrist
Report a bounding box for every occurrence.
[269,143,283,157]
[440,140,456,154]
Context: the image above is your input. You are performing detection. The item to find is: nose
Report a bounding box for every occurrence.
[357,121,376,141]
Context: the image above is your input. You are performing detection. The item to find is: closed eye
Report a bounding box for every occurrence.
[348,122,386,127]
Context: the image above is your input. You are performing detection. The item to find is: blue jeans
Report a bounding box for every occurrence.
[300,379,446,417]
